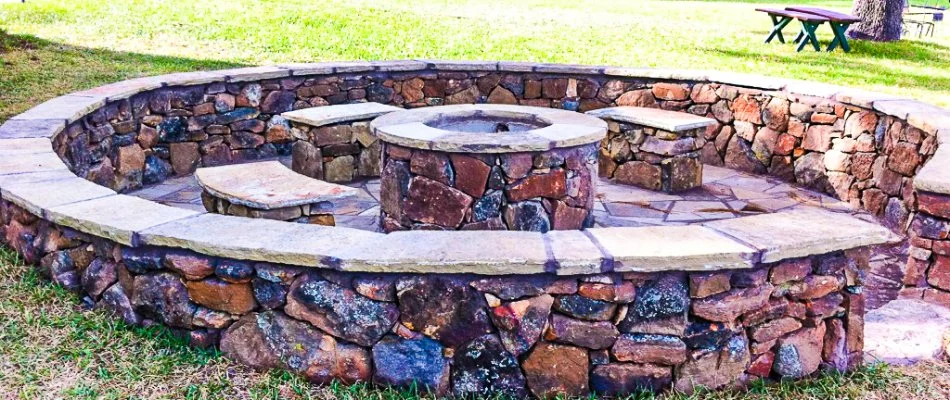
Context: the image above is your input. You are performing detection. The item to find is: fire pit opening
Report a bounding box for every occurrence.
[424,112,551,133]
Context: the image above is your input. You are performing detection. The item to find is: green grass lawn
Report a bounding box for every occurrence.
[0,0,949,122]
[0,244,948,399]
[1,0,950,398]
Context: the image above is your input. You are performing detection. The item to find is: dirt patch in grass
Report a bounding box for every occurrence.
[0,29,36,53]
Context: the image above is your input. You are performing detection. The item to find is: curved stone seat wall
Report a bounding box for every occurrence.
[2,61,949,396]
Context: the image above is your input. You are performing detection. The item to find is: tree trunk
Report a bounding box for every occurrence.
[848,0,906,41]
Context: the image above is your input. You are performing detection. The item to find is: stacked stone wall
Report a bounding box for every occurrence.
[0,198,867,396]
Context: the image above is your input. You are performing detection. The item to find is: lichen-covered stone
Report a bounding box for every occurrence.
[489,294,554,356]
[773,325,826,379]
[545,313,619,350]
[285,275,398,347]
[612,334,687,365]
[674,333,750,393]
[553,294,617,321]
[451,334,527,399]
[372,335,449,394]
[522,342,590,398]
[591,363,672,395]
[132,273,196,328]
[397,277,493,347]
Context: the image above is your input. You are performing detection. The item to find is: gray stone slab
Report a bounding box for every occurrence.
[195,161,359,209]
[704,207,899,263]
[782,79,843,99]
[0,152,69,175]
[159,71,228,86]
[832,88,907,109]
[872,99,945,120]
[906,109,950,135]
[419,60,498,71]
[282,102,402,128]
[333,61,375,73]
[915,147,950,194]
[371,60,428,72]
[71,75,167,100]
[706,71,786,90]
[546,230,605,275]
[277,62,335,76]
[47,195,201,246]
[602,67,710,81]
[12,95,105,123]
[587,106,716,132]
[1,177,115,217]
[497,61,537,72]
[219,66,290,82]
[0,119,66,139]
[336,230,549,275]
[0,169,76,188]
[533,63,605,75]
[588,225,757,272]
[0,138,54,155]
[140,213,379,267]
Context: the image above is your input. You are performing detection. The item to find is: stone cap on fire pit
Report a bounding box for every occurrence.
[586,106,717,132]
[371,104,607,153]
[195,161,359,209]
[281,102,403,128]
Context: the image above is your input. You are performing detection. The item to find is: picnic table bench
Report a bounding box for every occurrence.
[756,7,862,52]
[196,161,358,226]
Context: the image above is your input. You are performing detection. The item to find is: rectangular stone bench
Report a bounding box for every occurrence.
[587,107,716,193]
[282,102,402,183]
[195,161,358,225]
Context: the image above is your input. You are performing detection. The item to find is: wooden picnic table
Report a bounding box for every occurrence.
[786,6,862,52]
[755,8,831,52]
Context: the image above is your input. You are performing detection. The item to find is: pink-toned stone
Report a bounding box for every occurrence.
[551,200,588,230]
[690,85,719,104]
[612,334,687,365]
[450,154,490,198]
[616,90,657,108]
[404,176,473,228]
[802,125,837,152]
[887,142,921,176]
[751,317,802,343]
[748,352,775,377]
[507,169,567,202]
[410,151,454,186]
[164,253,216,280]
[927,255,950,291]
[651,83,690,101]
[691,285,773,322]
[788,275,842,300]
[731,95,763,124]
[919,192,950,220]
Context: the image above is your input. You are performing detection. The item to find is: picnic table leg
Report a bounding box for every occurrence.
[796,21,822,52]
[766,15,793,43]
[827,22,852,52]
[793,30,805,44]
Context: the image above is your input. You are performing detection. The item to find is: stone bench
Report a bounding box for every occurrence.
[587,107,716,193]
[282,102,402,183]
[195,161,358,225]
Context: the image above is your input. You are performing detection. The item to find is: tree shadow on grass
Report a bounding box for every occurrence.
[707,46,950,95]
[0,31,246,120]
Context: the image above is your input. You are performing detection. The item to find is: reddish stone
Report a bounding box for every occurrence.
[612,334,687,365]
[578,281,636,303]
[877,167,904,196]
[688,271,731,298]
[450,154,490,197]
[115,144,145,179]
[169,142,200,175]
[822,318,849,372]
[748,352,775,377]
[774,133,797,156]
[500,153,533,180]
[888,142,921,176]
[542,78,568,98]
[507,170,567,202]
[285,275,399,347]
[689,84,719,104]
[844,292,865,353]
[927,255,950,291]
[386,144,413,160]
[918,192,950,220]
[551,200,588,230]
[522,343,590,398]
[935,240,950,256]
[810,113,838,124]
[615,90,657,108]
[862,188,888,216]
[802,125,837,152]
[806,292,844,318]
[409,151,454,186]
[651,83,690,101]
[185,278,256,315]
[591,363,672,395]
[487,86,518,104]
[731,95,763,124]
[742,297,789,326]
[691,284,773,322]
[751,317,802,343]
[545,313,619,350]
[489,295,554,357]
[773,325,826,378]
[674,334,749,392]
[788,275,841,300]
[613,161,661,190]
[770,258,812,284]
[923,288,950,308]
[844,111,878,137]
[164,253,216,280]
[404,177,472,228]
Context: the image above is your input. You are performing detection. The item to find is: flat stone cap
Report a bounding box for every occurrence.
[586,106,717,132]
[281,102,403,128]
[371,104,607,153]
[195,161,358,209]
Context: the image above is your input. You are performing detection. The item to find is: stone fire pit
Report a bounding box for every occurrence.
[371,105,607,232]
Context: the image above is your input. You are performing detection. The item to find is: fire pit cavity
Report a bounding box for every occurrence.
[371,105,607,232]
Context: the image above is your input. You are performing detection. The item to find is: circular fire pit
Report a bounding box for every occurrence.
[371,105,607,232]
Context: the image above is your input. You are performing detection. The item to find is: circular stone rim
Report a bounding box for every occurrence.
[370,104,608,153]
